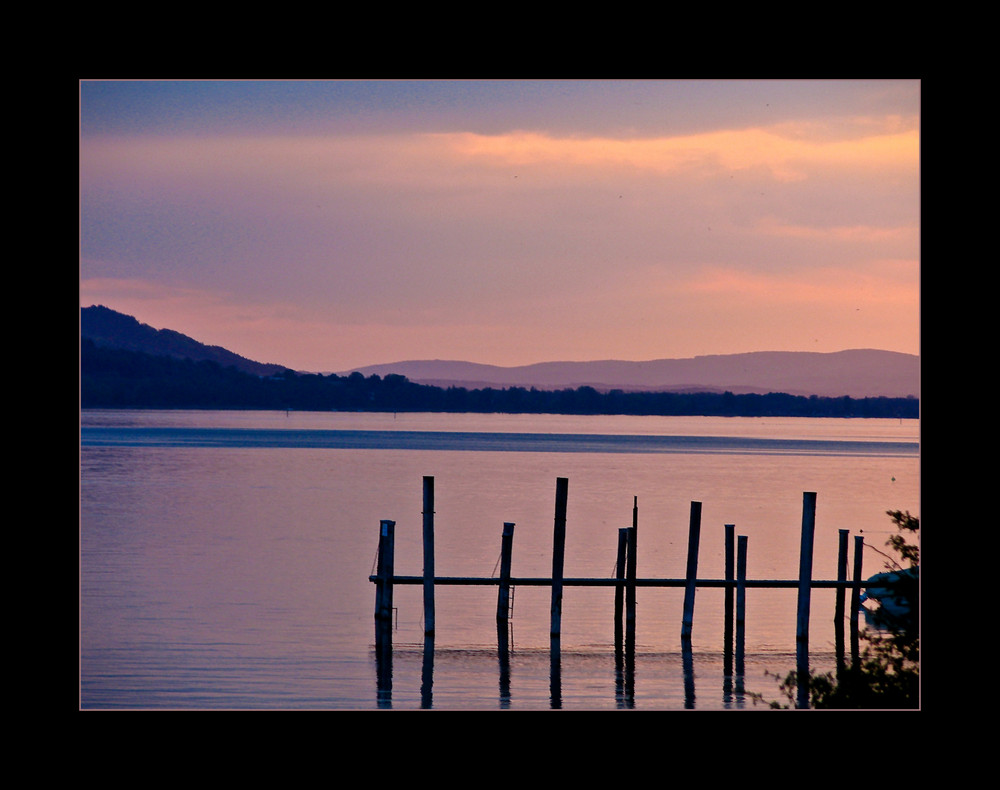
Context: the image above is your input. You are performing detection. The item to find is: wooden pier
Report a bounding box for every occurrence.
[371,475,868,708]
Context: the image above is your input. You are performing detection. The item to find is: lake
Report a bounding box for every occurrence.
[79,410,919,710]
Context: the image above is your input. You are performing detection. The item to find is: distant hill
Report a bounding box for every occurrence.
[78,307,918,415]
[342,350,919,399]
[80,305,286,378]
[80,305,918,399]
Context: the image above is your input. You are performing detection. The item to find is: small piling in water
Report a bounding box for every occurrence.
[850,534,864,667]
[735,534,748,682]
[550,477,568,640]
[614,527,628,652]
[627,497,638,652]
[374,519,396,638]
[496,522,515,627]
[681,501,702,641]
[422,476,435,638]
[724,523,735,675]
[835,528,849,673]
[374,518,395,705]
[796,491,818,709]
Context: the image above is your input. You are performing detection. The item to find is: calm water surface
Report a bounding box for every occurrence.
[80,410,919,709]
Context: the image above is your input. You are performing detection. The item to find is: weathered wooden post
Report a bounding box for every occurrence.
[374,518,396,705]
[850,534,864,666]
[550,477,569,639]
[679,498,701,709]
[625,531,637,655]
[615,527,628,652]
[681,501,703,640]
[835,528,849,673]
[422,476,435,638]
[626,496,637,652]
[680,506,699,709]
[496,524,515,708]
[375,519,396,634]
[496,522,515,626]
[796,491,817,708]
[724,523,735,673]
[550,479,567,711]
[735,534,748,681]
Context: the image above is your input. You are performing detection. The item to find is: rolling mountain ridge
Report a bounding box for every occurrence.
[81,305,918,399]
[342,350,918,399]
[81,305,287,378]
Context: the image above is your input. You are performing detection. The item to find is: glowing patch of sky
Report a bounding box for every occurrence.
[80,79,919,372]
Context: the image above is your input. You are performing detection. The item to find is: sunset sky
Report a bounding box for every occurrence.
[79,79,920,373]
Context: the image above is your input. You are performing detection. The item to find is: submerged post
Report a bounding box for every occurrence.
[550,477,569,639]
[796,491,817,708]
[422,476,435,638]
[681,501,703,640]
[496,522,516,625]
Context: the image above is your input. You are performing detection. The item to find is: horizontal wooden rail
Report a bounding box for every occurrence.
[369,574,863,589]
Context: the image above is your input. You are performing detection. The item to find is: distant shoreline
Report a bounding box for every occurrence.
[81,338,918,420]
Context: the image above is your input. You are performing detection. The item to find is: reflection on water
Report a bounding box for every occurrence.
[373,638,779,710]
[372,503,799,711]
[81,410,918,710]
[369,478,861,709]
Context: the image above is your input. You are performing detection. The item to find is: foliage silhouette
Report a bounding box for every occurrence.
[759,509,919,709]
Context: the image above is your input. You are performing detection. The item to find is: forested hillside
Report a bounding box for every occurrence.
[81,305,285,377]
[80,339,919,418]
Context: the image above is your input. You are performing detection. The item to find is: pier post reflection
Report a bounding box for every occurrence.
[615,640,635,708]
[682,637,696,708]
[497,622,512,708]
[421,635,434,709]
[550,637,562,709]
[375,626,392,708]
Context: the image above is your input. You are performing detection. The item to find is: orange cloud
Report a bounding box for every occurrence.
[438,124,918,184]
[683,262,918,308]
[81,122,918,217]
[752,216,916,243]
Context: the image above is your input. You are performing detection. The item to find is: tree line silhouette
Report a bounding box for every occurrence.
[80,338,919,418]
